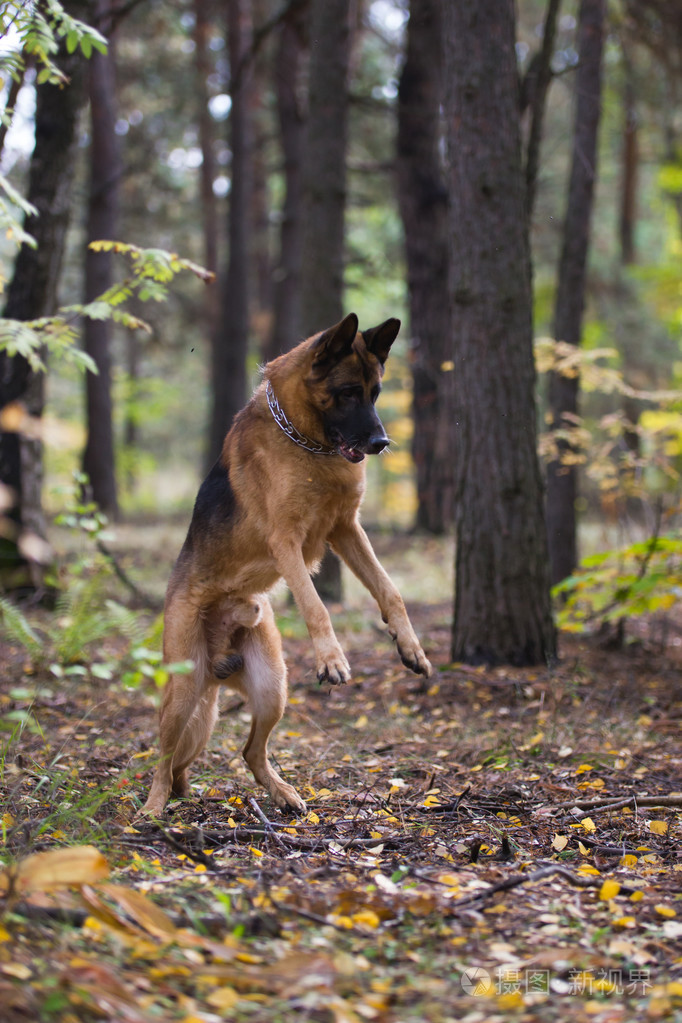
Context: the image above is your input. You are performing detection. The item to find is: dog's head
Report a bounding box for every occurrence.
[307,313,400,464]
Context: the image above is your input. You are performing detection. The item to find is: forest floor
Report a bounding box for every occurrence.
[0,529,681,1023]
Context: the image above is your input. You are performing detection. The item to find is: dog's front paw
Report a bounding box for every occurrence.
[399,643,432,678]
[393,629,432,678]
[316,646,351,686]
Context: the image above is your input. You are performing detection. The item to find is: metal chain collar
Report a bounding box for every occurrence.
[265,380,337,456]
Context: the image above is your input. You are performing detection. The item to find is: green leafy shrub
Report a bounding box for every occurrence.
[553,533,682,632]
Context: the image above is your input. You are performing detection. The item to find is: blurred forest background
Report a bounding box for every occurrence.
[0,0,681,651]
[1,11,682,1017]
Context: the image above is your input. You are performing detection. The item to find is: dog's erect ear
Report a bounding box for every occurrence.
[362,318,401,366]
[311,313,359,367]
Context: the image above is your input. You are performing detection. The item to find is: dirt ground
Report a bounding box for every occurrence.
[0,531,681,1022]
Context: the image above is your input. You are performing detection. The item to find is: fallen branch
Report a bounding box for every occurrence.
[131,822,397,854]
[416,785,471,814]
[96,539,163,610]
[152,824,222,870]
[264,890,362,933]
[450,863,637,909]
[248,797,288,851]
[551,793,682,812]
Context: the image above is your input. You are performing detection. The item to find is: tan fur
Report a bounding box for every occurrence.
[140,316,431,818]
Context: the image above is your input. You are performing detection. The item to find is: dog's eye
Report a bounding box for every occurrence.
[371,386,380,404]
[337,386,362,403]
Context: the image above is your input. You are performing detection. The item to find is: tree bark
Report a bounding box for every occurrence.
[523,0,562,223]
[299,0,350,337]
[82,0,120,520]
[0,15,88,591]
[443,0,556,666]
[206,0,253,468]
[250,1,272,334]
[546,0,605,586]
[396,0,452,535]
[619,44,637,267]
[267,2,308,361]
[194,0,220,336]
[298,0,352,603]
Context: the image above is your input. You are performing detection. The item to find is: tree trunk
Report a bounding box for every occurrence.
[523,0,562,223]
[298,0,352,603]
[267,2,307,361]
[546,0,605,587]
[618,43,642,492]
[299,0,350,336]
[619,44,637,267]
[82,1,120,520]
[250,3,272,336]
[194,0,220,336]
[0,19,88,592]
[443,0,556,666]
[206,0,253,468]
[396,0,452,535]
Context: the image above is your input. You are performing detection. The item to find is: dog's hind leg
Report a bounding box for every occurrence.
[167,683,220,798]
[238,602,307,814]
[139,593,211,817]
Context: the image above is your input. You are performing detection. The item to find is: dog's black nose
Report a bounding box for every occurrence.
[367,433,389,454]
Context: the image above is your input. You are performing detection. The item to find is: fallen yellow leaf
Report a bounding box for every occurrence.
[11,846,109,895]
[352,909,381,929]
[552,834,568,852]
[580,817,597,833]
[1,963,32,980]
[648,820,669,836]
[599,880,621,900]
[497,991,524,1010]
[206,987,239,1010]
[96,883,177,939]
[655,905,676,919]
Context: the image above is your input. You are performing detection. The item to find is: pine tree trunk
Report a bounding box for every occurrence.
[0,20,88,592]
[619,44,637,267]
[206,0,253,467]
[268,3,307,360]
[546,0,605,586]
[443,0,556,666]
[194,0,220,336]
[250,7,272,332]
[396,0,453,535]
[523,0,562,223]
[299,0,350,336]
[298,0,352,603]
[82,4,120,520]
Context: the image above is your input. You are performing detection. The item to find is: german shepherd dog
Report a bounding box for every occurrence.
[140,313,432,817]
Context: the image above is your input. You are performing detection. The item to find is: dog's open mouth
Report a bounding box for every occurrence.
[328,429,365,463]
[336,442,365,464]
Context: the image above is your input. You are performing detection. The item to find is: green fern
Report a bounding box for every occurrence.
[0,597,43,660]
[103,599,147,647]
[52,569,115,663]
